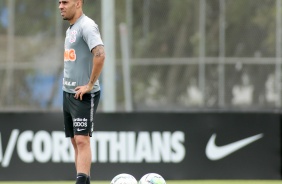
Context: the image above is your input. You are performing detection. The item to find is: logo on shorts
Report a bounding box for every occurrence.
[73,118,88,128]
[77,128,86,132]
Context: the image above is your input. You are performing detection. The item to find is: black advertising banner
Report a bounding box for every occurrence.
[0,112,280,180]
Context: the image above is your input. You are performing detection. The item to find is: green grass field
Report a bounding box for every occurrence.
[1,181,282,184]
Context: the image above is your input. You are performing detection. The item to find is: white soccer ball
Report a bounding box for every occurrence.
[139,173,166,184]
[111,173,138,184]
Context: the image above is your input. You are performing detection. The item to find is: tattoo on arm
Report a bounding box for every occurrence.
[93,45,105,57]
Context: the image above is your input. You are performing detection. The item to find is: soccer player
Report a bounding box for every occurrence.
[59,0,105,183]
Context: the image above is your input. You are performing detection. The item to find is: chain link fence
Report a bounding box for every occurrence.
[0,0,281,112]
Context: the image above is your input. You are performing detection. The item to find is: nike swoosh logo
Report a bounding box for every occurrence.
[77,128,86,132]
[206,133,263,160]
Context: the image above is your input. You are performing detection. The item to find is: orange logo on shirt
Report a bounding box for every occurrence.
[64,49,76,62]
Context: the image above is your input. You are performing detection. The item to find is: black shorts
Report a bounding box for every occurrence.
[63,91,100,138]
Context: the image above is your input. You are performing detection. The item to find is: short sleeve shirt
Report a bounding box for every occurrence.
[63,14,103,93]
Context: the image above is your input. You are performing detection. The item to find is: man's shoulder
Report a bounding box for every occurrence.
[80,15,96,27]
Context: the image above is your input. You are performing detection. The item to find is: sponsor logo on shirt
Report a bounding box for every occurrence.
[63,78,76,87]
[64,49,76,62]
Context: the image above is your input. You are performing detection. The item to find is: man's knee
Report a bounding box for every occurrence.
[74,135,90,148]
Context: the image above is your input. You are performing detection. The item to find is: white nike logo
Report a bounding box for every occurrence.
[205,133,263,160]
[77,128,86,132]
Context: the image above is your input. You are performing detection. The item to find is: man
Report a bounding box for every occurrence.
[59,0,105,183]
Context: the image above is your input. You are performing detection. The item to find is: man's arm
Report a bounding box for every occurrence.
[88,45,105,89]
[74,45,105,100]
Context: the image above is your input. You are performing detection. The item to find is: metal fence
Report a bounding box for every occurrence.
[0,0,281,112]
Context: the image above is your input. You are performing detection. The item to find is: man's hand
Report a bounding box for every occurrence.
[74,84,93,100]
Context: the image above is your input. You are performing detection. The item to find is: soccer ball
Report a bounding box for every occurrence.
[139,173,166,184]
[111,173,138,184]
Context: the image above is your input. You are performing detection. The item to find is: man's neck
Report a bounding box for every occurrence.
[69,11,83,25]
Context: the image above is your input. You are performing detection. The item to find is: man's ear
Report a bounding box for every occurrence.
[76,0,82,8]
[79,0,83,7]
